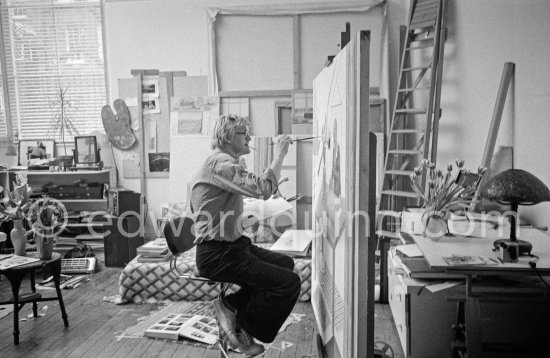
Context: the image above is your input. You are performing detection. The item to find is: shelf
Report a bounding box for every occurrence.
[25,169,112,175]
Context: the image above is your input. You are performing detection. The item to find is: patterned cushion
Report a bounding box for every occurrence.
[118,246,311,303]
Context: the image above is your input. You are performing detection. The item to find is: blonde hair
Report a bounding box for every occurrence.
[211,114,249,149]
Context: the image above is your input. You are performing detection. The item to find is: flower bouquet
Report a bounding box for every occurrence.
[0,182,32,255]
[26,196,67,260]
[409,159,486,238]
[0,183,32,222]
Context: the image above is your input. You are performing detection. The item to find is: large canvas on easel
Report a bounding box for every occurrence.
[312,31,375,358]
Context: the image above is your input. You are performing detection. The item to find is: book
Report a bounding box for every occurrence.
[145,313,219,345]
[137,238,169,256]
[442,255,498,266]
[270,229,313,257]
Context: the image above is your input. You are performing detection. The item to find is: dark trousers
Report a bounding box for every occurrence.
[196,236,301,343]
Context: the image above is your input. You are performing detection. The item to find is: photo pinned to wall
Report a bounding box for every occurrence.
[171,96,218,111]
[142,98,160,114]
[170,111,203,135]
[142,78,159,97]
[19,139,55,166]
[148,152,170,172]
[147,118,157,152]
[292,90,313,124]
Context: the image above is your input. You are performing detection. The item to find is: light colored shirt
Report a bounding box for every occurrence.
[190,149,278,243]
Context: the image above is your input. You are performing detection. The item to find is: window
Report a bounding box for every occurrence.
[0,0,106,141]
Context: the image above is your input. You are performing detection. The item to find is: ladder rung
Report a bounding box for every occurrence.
[402,65,431,72]
[385,170,414,176]
[378,210,402,218]
[381,190,420,199]
[398,87,430,92]
[388,149,422,155]
[410,34,435,43]
[391,129,424,134]
[395,108,427,114]
[411,19,437,30]
[375,230,401,239]
[406,43,434,51]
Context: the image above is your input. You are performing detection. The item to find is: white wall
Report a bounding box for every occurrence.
[435,0,550,227]
[103,0,385,228]
[104,0,550,230]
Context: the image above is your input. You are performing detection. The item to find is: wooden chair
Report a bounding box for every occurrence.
[163,216,231,358]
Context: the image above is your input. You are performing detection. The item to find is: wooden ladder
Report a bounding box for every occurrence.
[377,0,448,239]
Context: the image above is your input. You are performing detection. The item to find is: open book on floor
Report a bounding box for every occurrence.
[270,229,314,257]
[145,313,218,345]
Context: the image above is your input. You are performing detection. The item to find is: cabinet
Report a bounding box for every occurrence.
[0,168,116,253]
[388,249,463,358]
[104,216,144,267]
[24,169,116,212]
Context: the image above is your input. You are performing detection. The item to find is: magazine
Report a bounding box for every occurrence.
[145,313,219,345]
[442,254,499,266]
[0,254,40,270]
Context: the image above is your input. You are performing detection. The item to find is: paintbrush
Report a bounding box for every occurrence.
[269,136,319,145]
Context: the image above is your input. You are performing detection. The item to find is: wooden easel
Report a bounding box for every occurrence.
[130,69,160,234]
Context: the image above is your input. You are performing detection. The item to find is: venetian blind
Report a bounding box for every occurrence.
[0,0,105,141]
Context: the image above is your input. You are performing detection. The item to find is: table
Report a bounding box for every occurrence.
[412,227,550,357]
[0,253,69,344]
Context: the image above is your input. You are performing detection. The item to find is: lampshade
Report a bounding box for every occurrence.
[480,169,550,255]
[481,169,550,205]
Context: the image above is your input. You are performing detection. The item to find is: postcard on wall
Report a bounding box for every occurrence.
[142,78,159,98]
[170,111,203,135]
[147,118,157,152]
[148,152,170,172]
[143,98,160,114]
[171,96,218,112]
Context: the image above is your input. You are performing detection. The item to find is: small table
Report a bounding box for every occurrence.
[0,253,69,344]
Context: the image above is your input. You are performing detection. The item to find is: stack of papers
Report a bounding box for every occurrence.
[0,254,40,270]
[270,230,313,257]
[442,254,499,266]
[136,238,170,262]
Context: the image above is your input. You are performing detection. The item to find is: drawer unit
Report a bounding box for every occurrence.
[388,249,463,358]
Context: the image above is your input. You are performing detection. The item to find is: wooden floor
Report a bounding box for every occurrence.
[0,262,403,358]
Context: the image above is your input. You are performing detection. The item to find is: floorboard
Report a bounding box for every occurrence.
[1,262,404,358]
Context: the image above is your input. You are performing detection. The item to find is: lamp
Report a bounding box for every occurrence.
[480,169,550,255]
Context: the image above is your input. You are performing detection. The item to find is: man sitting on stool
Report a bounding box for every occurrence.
[189,114,301,356]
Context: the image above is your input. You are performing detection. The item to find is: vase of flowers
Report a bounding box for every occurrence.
[0,182,32,255]
[409,159,486,240]
[28,197,67,260]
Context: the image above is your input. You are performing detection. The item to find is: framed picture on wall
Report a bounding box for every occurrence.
[19,139,55,166]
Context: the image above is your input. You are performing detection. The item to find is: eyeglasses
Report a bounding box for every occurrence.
[234,130,250,136]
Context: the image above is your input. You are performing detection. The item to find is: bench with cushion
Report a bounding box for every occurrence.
[118,246,311,303]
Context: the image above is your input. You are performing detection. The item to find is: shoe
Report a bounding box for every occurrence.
[212,298,239,348]
[236,328,265,357]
